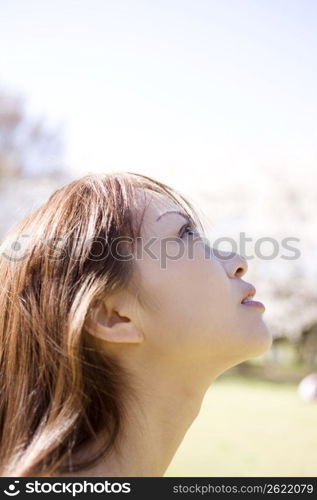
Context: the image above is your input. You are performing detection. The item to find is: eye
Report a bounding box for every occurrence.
[179,223,198,239]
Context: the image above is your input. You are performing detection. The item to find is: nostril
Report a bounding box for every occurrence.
[235,266,245,277]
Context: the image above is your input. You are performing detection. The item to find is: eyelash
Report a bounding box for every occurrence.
[179,223,197,238]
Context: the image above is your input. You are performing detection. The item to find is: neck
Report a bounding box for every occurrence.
[59,357,225,477]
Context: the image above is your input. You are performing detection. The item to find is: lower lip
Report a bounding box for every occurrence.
[241,300,265,311]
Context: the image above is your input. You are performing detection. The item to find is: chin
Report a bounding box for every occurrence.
[231,318,273,364]
[246,319,273,358]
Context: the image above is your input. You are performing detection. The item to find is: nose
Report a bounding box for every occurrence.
[217,251,248,278]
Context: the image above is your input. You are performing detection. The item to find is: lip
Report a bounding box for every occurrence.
[241,285,256,303]
[240,285,265,311]
[241,299,265,311]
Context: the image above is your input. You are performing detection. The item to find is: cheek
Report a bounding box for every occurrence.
[137,247,232,349]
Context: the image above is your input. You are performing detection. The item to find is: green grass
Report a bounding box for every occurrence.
[165,375,317,477]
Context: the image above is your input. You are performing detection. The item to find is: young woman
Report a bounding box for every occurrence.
[0,172,272,477]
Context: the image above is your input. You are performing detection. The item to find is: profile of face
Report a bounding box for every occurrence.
[86,187,273,386]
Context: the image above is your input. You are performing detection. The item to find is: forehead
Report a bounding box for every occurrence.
[134,187,181,222]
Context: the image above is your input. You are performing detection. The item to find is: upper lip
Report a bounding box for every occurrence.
[241,285,256,304]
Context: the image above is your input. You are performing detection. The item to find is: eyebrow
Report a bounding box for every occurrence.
[156,210,192,223]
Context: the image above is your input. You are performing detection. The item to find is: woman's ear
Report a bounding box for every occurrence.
[84,300,144,344]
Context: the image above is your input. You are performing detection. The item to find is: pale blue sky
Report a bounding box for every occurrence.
[1,0,316,191]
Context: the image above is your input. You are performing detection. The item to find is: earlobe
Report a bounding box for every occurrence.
[84,303,144,344]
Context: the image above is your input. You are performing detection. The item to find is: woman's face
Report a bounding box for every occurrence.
[128,188,273,376]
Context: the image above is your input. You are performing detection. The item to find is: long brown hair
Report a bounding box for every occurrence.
[0,171,204,476]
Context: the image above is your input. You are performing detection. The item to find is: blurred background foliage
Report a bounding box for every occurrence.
[0,87,69,236]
